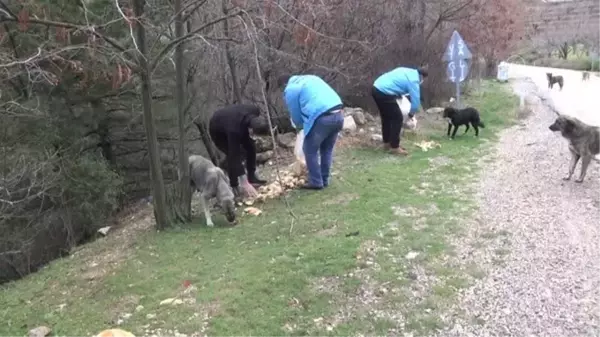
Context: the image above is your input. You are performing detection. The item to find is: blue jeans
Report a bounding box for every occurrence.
[303,112,344,187]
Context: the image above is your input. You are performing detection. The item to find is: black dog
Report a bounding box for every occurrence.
[443,107,486,139]
[546,72,564,91]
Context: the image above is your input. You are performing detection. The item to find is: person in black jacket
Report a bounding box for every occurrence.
[206,104,269,198]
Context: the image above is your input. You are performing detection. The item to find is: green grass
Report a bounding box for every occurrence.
[0,81,519,336]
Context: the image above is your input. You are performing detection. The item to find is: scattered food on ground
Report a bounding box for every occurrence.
[414,140,442,151]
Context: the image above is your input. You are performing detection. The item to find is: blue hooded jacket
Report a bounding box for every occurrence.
[283,75,343,136]
[373,67,422,114]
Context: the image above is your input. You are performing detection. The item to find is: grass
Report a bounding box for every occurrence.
[0,81,519,336]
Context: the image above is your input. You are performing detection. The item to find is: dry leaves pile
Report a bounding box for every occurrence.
[238,160,307,216]
[254,160,307,202]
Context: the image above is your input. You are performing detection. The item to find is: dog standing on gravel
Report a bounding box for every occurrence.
[582,72,590,81]
[443,107,486,139]
[548,114,600,183]
[189,154,236,226]
[546,72,564,91]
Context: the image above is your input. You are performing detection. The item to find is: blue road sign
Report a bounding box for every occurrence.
[446,59,471,84]
[442,30,472,108]
[443,30,472,62]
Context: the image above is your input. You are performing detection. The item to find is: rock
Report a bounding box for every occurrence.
[371,134,383,142]
[351,110,367,125]
[256,150,273,164]
[343,116,357,132]
[365,113,375,122]
[343,107,359,116]
[96,329,135,337]
[97,226,111,236]
[405,251,419,260]
[376,287,389,296]
[29,326,51,337]
[425,107,444,115]
[358,128,366,134]
[254,136,273,152]
[159,298,184,306]
[276,132,296,148]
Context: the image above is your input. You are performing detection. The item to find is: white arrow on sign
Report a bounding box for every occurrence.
[448,61,456,82]
[459,60,466,81]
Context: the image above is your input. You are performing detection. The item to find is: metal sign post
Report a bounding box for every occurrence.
[443,30,472,108]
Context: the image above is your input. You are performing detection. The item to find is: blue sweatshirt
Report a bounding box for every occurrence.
[283,75,343,136]
[373,67,421,113]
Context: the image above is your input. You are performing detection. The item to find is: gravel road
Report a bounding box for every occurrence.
[441,70,600,337]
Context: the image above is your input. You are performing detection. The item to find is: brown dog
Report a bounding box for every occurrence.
[548,113,600,183]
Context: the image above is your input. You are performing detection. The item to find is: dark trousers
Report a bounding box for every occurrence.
[208,128,256,179]
[371,87,403,148]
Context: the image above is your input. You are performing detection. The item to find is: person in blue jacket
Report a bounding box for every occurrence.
[277,74,344,190]
[372,66,428,155]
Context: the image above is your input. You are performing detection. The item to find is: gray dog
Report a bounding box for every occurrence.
[548,113,600,183]
[189,155,236,226]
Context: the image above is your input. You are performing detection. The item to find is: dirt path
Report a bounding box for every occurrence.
[441,78,600,337]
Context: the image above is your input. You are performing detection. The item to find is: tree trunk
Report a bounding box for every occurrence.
[90,100,115,166]
[174,0,192,222]
[483,57,496,78]
[194,121,221,165]
[133,0,169,230]
[222,0,241,103]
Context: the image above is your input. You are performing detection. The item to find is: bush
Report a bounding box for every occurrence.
[534,57,590,71]
[0,151,123,283]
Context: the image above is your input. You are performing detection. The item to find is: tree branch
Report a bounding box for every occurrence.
[149,11,243,72]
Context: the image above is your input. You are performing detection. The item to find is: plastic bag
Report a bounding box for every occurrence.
[396,95,418,130]
[396,95,411,118]
[293,129,305,164]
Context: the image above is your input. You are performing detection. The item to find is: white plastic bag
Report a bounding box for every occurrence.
[293,129,305,164]
[396,95,411,118]
[396,95,418,130]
